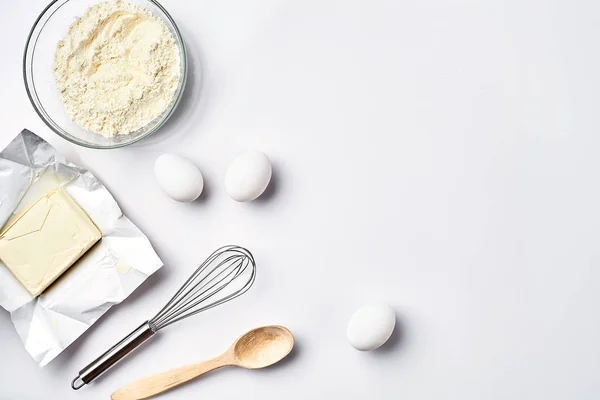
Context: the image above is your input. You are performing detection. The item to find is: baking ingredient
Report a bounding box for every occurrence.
[347,302,396,351]
[154,154,204,202]
[225,150,272,202]
[0,189,101,296]
[53,0,181,137]
[0,130,163,366]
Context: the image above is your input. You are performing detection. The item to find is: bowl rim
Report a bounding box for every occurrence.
[23,0,188,149]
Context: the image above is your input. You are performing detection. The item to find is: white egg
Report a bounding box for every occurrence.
[225,150,272,202]
[154,153,204,202]
[347,302,396,351]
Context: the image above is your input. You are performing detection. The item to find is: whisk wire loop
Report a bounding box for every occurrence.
[150,245,256,330]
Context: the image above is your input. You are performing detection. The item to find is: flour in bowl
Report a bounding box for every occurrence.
[53,0,181,137]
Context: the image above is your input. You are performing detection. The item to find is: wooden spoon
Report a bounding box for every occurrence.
[111,325,294,400]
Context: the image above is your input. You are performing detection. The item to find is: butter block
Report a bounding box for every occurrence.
[0,189,101,296]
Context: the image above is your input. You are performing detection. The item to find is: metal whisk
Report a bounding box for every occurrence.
[71,245,256,390]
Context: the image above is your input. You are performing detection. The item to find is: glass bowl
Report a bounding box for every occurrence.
[23,0,187,149]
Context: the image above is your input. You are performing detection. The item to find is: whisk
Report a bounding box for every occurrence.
[71,245,256,390]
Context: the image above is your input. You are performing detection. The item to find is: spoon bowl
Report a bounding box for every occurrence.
[233,326,294,369]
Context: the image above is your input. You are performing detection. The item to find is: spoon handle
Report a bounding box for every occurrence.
[111,354,232,400]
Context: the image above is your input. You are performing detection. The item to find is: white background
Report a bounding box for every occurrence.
[1,0,600,399]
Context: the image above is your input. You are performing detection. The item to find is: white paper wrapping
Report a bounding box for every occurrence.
[0,130,163,366]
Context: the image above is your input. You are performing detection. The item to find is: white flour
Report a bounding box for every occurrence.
[53,0,181,137]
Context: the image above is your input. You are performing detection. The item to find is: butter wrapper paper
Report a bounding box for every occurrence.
[0,130,163,366]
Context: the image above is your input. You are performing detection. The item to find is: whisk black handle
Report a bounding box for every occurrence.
[71,321,157,390]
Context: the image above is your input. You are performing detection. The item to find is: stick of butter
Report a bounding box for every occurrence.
[0,189,101,296]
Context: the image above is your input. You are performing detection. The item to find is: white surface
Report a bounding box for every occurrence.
[1,0,599,398]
